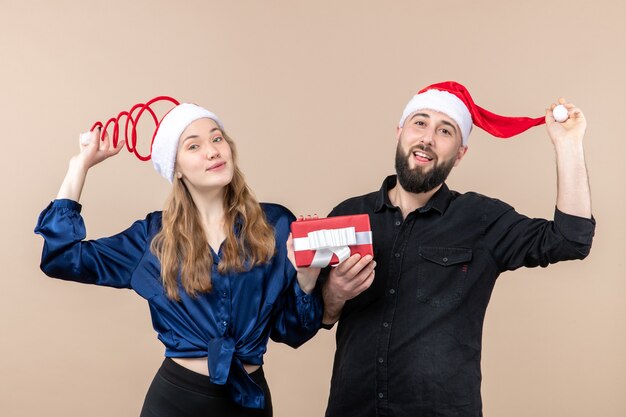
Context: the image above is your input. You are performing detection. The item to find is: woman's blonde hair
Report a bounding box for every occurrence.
[151,132,276,300]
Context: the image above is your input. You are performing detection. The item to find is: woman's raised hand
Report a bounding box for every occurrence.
[55,129,125,202]
[74,128,126,171]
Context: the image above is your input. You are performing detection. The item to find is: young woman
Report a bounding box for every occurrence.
[34,102,322,417]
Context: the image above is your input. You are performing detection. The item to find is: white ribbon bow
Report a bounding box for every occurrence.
[293,226,373,268]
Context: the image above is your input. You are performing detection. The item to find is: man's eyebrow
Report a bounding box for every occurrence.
[409,112,431,121]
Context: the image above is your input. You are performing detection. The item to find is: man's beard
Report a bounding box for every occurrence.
[395,144,456,194]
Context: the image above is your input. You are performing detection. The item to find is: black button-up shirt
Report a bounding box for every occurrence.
[324,176,595,417]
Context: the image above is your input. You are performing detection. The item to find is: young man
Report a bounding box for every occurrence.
[321,81,594,417]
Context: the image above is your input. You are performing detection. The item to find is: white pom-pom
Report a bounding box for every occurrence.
[79,131,93,145]
[552,105,569,123]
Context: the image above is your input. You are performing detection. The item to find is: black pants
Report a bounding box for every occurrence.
[140,358,272,417]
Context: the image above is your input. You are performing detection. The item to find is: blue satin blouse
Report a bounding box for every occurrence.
[34,199,322,409]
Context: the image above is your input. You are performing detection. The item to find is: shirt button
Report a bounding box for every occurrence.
[378,392,384,399]
[395,220,401,226]
[378,357,384,363]
[222,321,228,327]
[389,289,395,295]
[383,322,389,328]
[442,257,448,263]
[394,253,400,258]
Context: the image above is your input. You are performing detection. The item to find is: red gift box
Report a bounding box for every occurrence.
[291,214,373,268]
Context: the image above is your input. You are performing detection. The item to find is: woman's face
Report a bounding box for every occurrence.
[175,118,234,192]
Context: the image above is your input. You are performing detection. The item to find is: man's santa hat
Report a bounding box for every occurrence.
[399,81,545,145]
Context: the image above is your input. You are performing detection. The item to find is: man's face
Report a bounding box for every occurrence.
[395,110,467,194]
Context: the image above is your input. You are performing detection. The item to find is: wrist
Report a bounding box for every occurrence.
[68,156,89,175]
[552,138,584,154]
[323,309,341,325]
[322,285,344,324]
[296,270,320,294]
[320,319,337,330]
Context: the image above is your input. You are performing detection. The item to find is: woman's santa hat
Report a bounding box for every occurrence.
[399,81,545,145]
[82,96,223,184]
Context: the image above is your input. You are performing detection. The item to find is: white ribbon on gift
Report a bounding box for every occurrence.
[293,226,373,268]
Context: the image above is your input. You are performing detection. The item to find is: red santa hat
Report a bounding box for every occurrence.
[398,81,545,145]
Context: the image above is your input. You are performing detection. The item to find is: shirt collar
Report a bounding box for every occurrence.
[374,175,453,215]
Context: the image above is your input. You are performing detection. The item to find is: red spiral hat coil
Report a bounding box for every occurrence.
[88,96,180,161]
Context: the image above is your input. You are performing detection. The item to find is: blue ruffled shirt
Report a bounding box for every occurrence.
[34,199,322,409]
